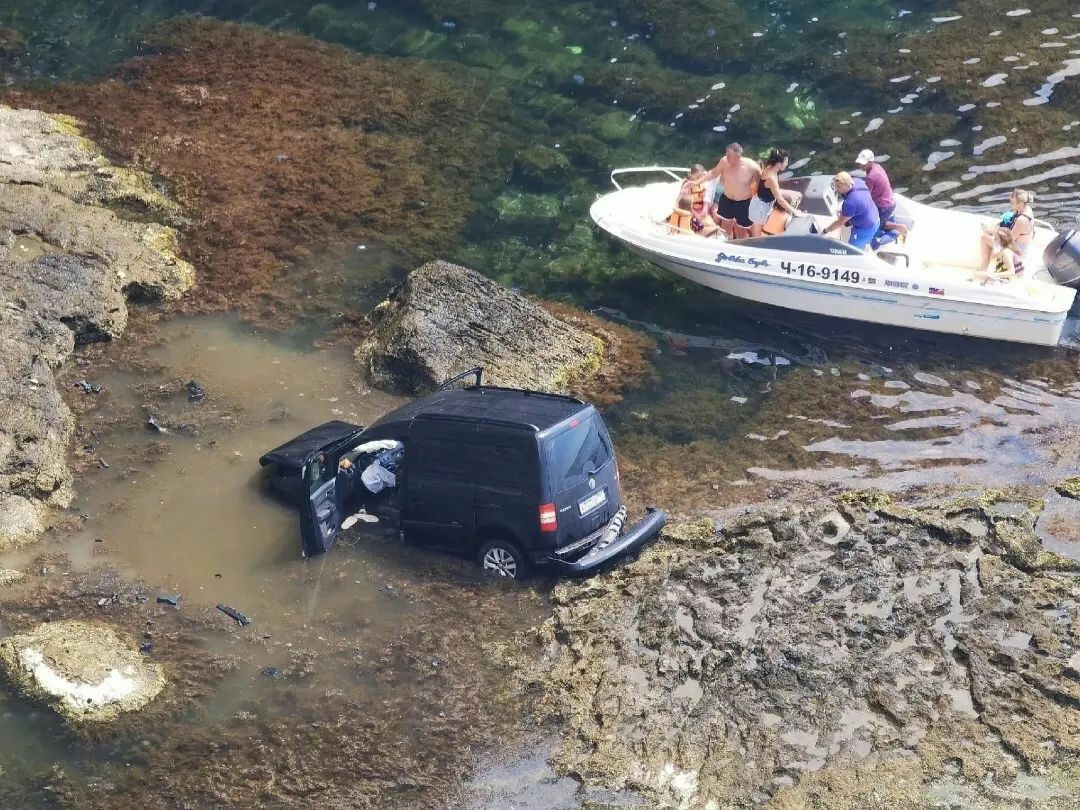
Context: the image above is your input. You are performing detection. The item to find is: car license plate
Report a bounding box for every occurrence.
[578,489,607,516]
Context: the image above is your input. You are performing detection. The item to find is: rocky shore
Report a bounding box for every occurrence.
[514,489,1080,808]
[0,105,193,549]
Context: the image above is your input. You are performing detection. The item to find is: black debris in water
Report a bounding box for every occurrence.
[156,594,182,606]
[74,379,102,394]
[139,641,154,654]
[261,666,281,678]
[216,603,250,626]
[186,380,207,402]
[146,414,168,434]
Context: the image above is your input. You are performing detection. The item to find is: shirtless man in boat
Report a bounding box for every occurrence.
[701,143,761,239]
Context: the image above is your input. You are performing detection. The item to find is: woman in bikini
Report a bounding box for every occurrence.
[979,188,1034,273]
[748,148,804,237]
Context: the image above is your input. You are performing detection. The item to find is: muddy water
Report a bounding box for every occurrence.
[60,316,407,626]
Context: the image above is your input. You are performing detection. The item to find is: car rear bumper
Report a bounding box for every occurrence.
[543,507,667,575]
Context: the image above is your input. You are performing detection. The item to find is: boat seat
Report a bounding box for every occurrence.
[781,215,818,235]
[761,192,804,235]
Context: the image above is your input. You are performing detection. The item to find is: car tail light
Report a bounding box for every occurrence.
[539,503,558,532]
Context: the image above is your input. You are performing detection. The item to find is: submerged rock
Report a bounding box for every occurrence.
[1056,475,1080,500]
[0,620,166,724]
[0,105,194,549]
[526,492,1080,807]
[357,260,605,396]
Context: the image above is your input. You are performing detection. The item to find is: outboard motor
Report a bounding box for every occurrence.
[1044,230,1080,287]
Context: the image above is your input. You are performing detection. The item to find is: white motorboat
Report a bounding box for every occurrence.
[590,167,1080,346]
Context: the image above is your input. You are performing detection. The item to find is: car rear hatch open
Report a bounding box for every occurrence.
[259,420,364,471]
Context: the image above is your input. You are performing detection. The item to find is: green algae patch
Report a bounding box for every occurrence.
[1056,476,1080,500]
[661,517,717,549]
[0,569,25,587]
[837,489,893,512]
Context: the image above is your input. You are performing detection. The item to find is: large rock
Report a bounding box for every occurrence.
[0,620,165,724]
[523,492,1080,807]
[0,105,194,549]
[356,260,604,396]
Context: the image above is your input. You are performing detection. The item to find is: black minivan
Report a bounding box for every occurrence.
[258,369,666,578]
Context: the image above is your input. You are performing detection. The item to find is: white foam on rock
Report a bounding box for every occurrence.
[18,647,138,710]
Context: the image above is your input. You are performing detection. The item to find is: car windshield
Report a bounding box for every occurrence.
[547,414,613,491]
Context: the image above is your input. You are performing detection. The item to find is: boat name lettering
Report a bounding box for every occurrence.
[780,262,861,284]
[884,279,909,289]
[716,252,769,268]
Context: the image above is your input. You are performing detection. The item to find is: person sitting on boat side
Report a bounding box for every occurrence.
[748,148,804,237]
[822,172,880,251]
[974,227,1021,285]
[854,149,907,239]
[979,188,1034,273]
[701,143,761,239]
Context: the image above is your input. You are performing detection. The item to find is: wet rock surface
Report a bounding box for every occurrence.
[0,105,193,548]
[0,619,166,724]
[357,260,644,399]
[524,492,1080,808]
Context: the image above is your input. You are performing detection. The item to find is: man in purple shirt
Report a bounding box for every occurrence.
[823,172,880,250]
[855,149,907,238]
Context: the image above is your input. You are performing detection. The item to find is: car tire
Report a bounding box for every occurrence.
[477,539,529,580]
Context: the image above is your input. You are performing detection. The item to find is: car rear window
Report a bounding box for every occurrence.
[546,414,613,491]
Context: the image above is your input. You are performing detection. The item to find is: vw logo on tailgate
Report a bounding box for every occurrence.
[589,478,596,490]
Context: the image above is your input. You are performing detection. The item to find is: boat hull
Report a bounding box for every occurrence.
[625,243,1068,346]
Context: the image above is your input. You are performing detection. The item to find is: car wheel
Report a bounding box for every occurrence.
[477,539,529,580]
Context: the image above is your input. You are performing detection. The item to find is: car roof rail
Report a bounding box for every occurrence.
[471,384,585,405]
[414,412,540,432]
[435,367,483,392]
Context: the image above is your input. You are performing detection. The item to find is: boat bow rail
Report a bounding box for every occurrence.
[608,166,689,191]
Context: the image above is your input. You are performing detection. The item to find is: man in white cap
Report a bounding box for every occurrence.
[855,149,907,239]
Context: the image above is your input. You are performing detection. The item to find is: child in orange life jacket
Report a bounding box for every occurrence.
[668,193,694,234]
[668,193,720,237]
[680,164,708,204]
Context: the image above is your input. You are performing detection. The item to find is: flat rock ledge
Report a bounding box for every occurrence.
[0,105,194,549]
[0,620,165,724]
[356,260,606,396]
[520,491,1080,809]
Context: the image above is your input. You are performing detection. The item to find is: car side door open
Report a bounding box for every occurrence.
[300,455,341,557]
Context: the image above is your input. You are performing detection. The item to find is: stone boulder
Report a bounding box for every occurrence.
[356,261,604,396]
[0,105,194,549]
[0,620,166,724]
